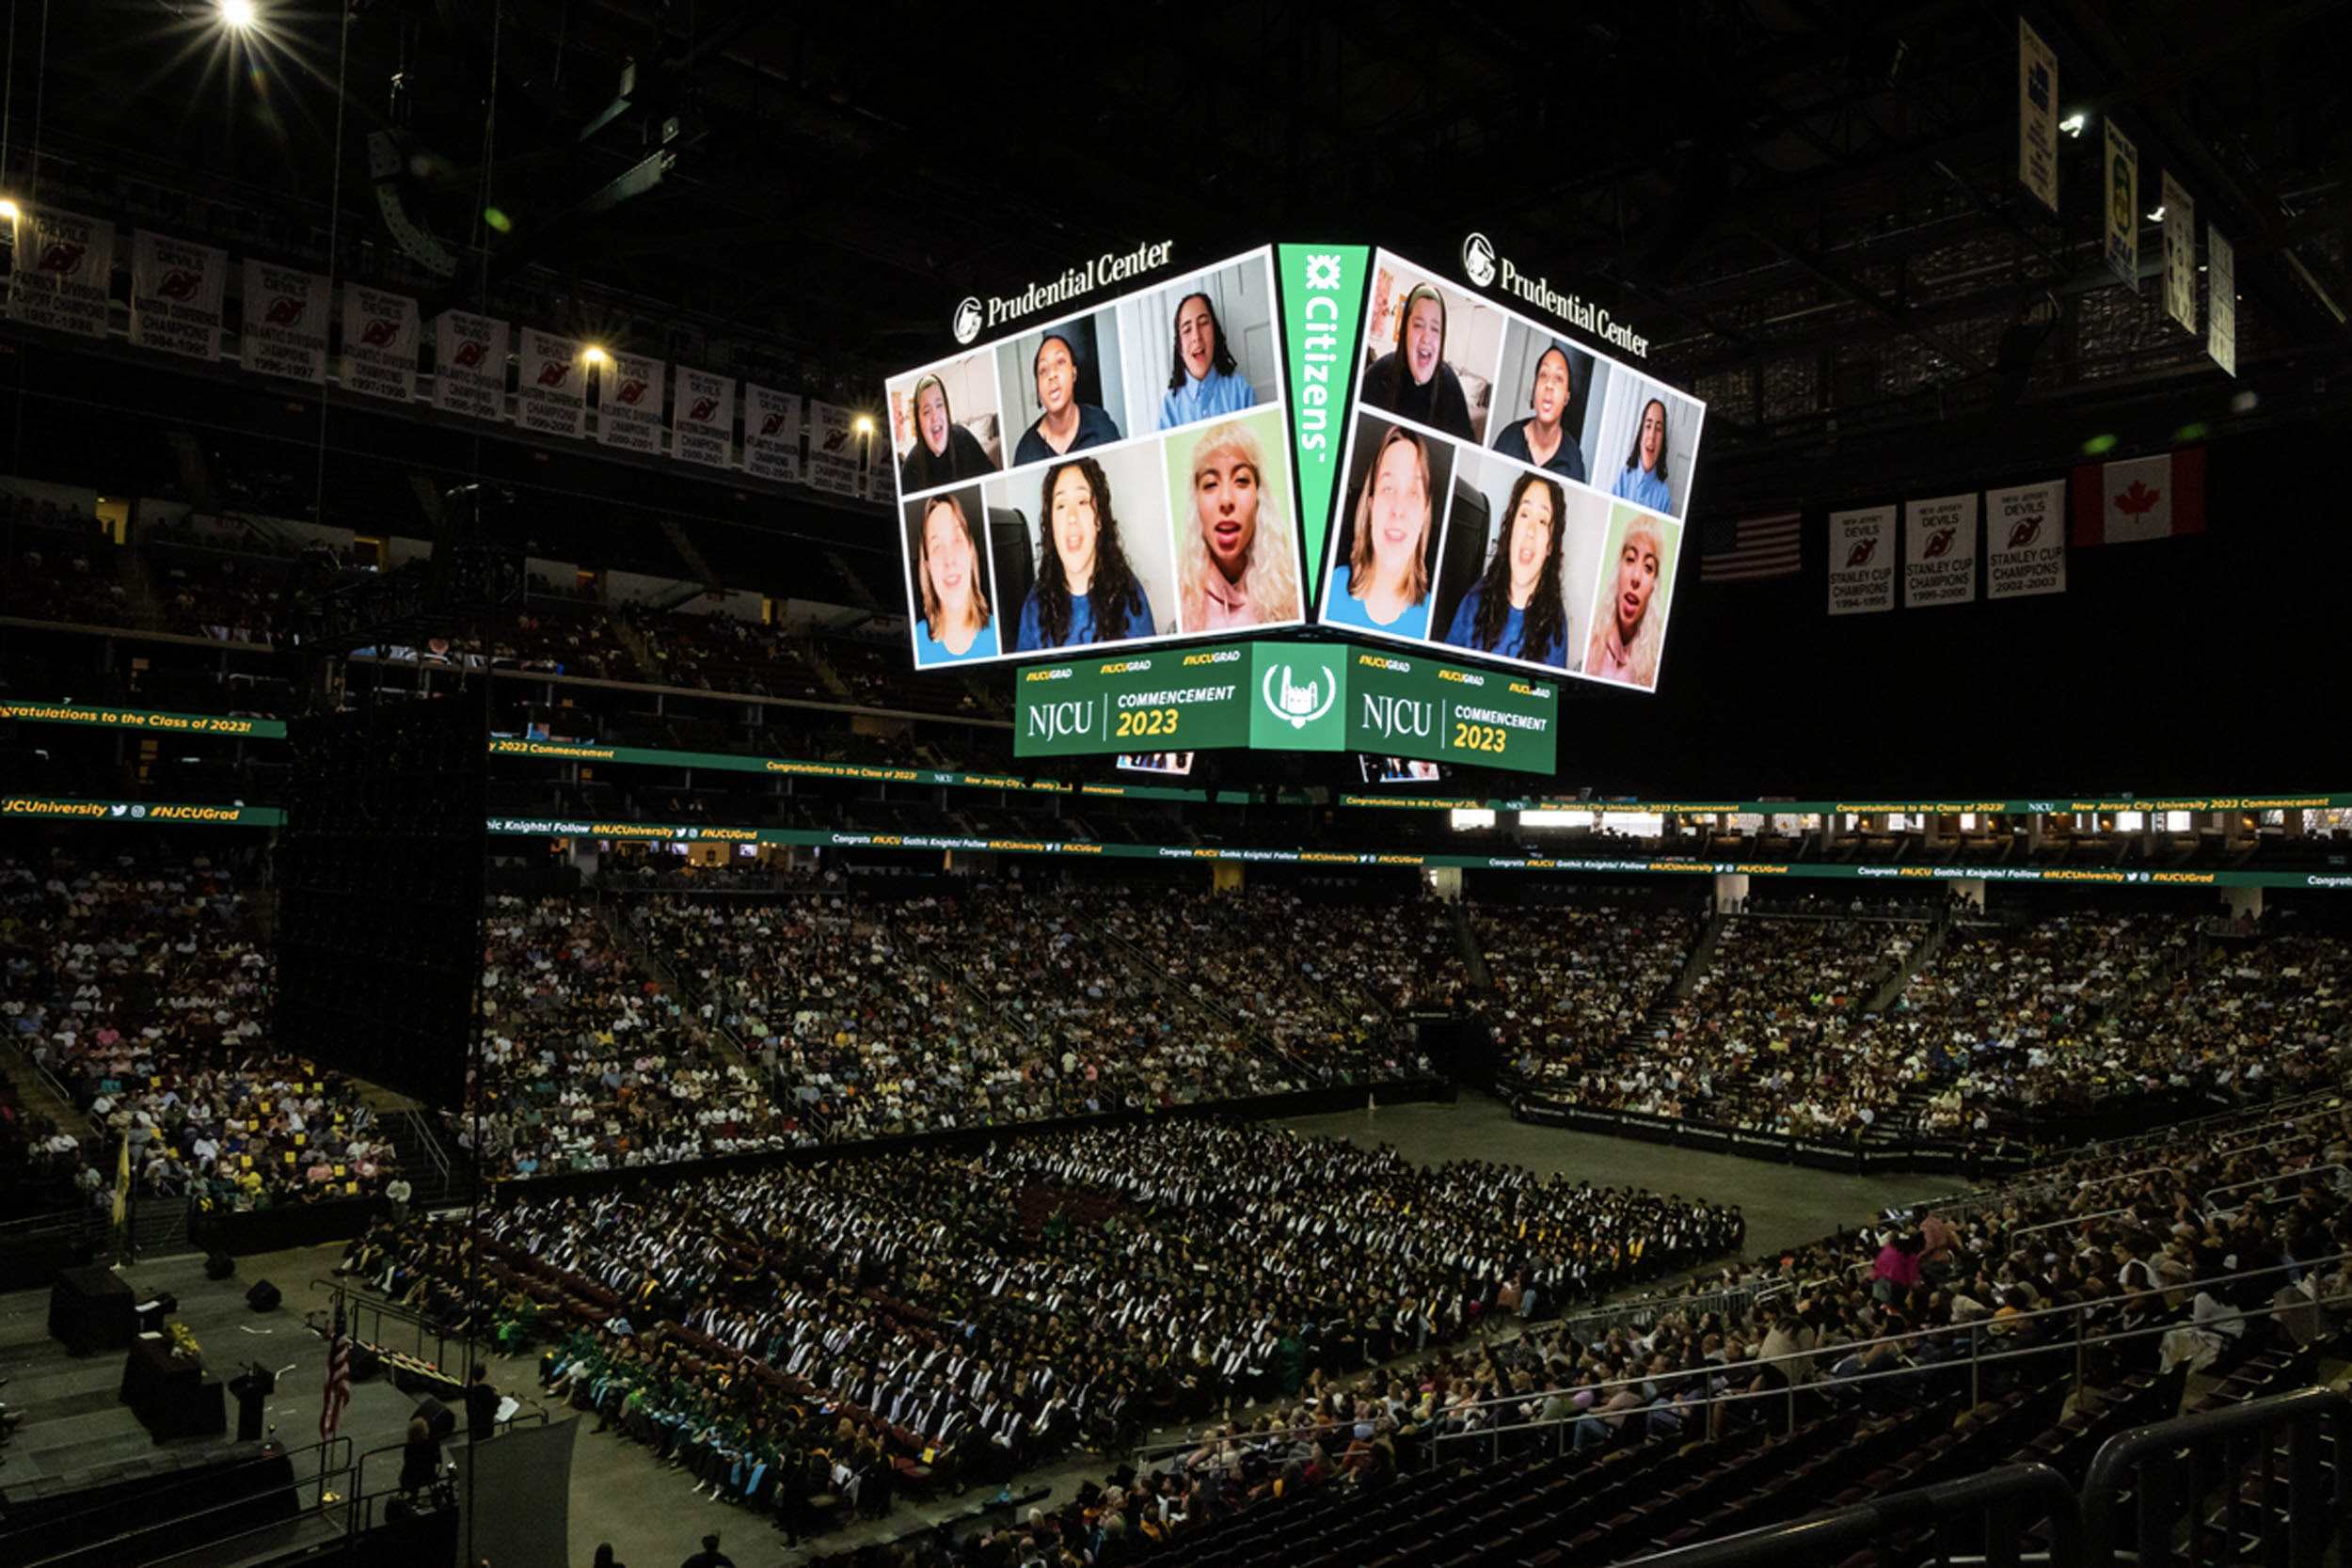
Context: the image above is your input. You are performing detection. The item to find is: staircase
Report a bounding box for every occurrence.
[801,639,858,702]
[383,1106,472,1210]
[1448,902,1496,995]
[1865,922,1948,1016]
[596,901,758,1074]
[1673,912,1733,1001]
[656,516,724,594]
[823,548,885,612]
[606,611,665,683]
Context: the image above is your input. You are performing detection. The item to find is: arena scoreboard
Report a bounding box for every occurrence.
[1015,638,1559,772]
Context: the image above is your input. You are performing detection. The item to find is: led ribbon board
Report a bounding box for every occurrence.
[1015,639,1557,772]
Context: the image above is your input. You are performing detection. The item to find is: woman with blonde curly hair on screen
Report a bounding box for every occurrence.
[1585,517,1668,687]
[1175,420,1298,631]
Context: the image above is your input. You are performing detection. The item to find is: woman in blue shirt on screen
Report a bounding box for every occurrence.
[1442,470,1569,669]
[1610,398,1675,512]
[1325,424,1437,639]
[1014,457,1155,652]
[914,493,999,663]
[1158,292,1255,431]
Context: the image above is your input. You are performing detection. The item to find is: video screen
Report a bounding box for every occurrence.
[887,247,1307,669]
[1116,752,1196,777]
[1315,249,1702,691]
[1358,754,1445,784]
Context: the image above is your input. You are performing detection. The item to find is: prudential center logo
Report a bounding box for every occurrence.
[1262,663,1337,731]
[952,297,984,345]
[1461,231,1497,289]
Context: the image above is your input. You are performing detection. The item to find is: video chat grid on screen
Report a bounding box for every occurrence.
[887,246,1309,672]
[1319,249,1706,694]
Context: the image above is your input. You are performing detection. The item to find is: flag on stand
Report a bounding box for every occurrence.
[1697,512,1802,581]
[2070,449,2206,545]
[320,1301,351,1440]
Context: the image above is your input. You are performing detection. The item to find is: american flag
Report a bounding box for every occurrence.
[319,1301,351,1441]
[1697,512,1804,581]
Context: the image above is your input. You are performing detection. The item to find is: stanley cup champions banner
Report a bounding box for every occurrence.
[1985,481,2067,600]
[741,387,803,485]
[432,310,509,423]
[1903,493,1979,608]
[340,286,419,402]
[1826,506,1896,616]
[516,329,586,440]
[596,352,665,454]
[130,232,229,360]
[8,208,116,340]
[806,401,862,497]
[671,366,736,468]
[241,261,330,384]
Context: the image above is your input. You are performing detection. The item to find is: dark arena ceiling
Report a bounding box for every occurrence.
[10,0,2351,521]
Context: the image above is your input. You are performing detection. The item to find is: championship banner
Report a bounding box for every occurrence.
[1826,506,1895,616]
[1985,480,2067,601]
[1903,493,1978,609]
[741,386,803,485]
[240,260,330,384]
[595,351,664,453]
[8,207,115,340]
[671,366,735,468]
[431,309,509,423]
[2103,122,2139,291]
[806,400,862,497]
[129,231,228,360]
[2017,19,2058,214]
[2207,227,2236,377]
[2162,173,2196,334]
[516,328,586,440]
[340,285,419,402]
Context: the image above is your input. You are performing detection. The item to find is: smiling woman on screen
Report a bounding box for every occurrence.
[1325,425,1437,636]
[1159,292,1255,431]
[914,493,997,661]
[1361,282,1475,441]
[899,373,996,491]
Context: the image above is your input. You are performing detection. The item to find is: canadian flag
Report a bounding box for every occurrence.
[2070,448,2206,546]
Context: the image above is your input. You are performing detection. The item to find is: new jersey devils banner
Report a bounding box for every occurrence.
[806,401,862,498]
[8,208,115,340]
[741,386,803,485]
[130,231,228,359]
[1826,506,1895,616]
[1985,481,2067,600]
[516,328,586,440]
[340,286,419,402]
[596,351,664,454]
[1903,493,1979,609]
[431,309,509,423]
[671,366,736,468]
[240,261,329,384]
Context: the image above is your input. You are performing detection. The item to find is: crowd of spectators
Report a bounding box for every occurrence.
[620,605,833,700]
[8,531,128,628]
[466,895,803,1176]
[349,1120,1742,1538]
[1480,904,1700,1091]
[0,846,396,1211]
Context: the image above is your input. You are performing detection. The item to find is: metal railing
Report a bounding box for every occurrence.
[2202,1163,2346,1218]
[2081,1384,2351,1567]
[18,1435,353,1568]
[1620,1463,2082,1568]
[309,1277,472,1378]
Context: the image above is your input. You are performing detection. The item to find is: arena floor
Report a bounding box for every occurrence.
[1,1095,1951,1567]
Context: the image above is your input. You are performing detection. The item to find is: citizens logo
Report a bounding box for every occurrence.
[156,270,203,301]
[1845,537,1879,568]
[1923,528,1958,559]
[265,294,305,325]
[1262,663,1337,731]
[2007,515,2042,548]
[952,296,984,345]
[1460,231,1497,288]
[1304,253,1343,290]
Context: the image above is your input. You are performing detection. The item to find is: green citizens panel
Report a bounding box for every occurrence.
[1014,643,1257,757]
[1277,244,1370,612]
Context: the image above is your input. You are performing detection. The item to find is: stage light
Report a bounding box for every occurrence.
[0,199,18,221]
[2146,205,2166,223]
[853,416,874,436]
[220,0,257,27]
[2058,112,2088,137]
[2081,433,2118,455]
[582,346,609,366]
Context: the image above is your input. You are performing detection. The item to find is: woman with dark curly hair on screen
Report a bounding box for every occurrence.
[1015,456,1156,652]
[1443,469,1570,668]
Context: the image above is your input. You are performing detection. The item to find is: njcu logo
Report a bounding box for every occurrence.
[1460,231,1497,289]
[952,296,984,346]
[1261,664,1337,731]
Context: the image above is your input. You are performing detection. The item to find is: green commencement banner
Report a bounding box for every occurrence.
[0,701,286,738]
[1015,639,1558,772]
[2,795,283,825]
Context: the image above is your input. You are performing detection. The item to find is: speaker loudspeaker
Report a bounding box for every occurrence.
[245,1279,282,1313]
[415,1396,456,1440]
[205,1250,235,1281]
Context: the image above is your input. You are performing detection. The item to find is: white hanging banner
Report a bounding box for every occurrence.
[2103,122,2139,292]
[8,207,116,340]
[1903,493,1979,609]
[596,351,665,454]
[1984,480,2068,601]
[431,309,509,423]
[240,261,330,385]
[807,400,863,497]
[2207,227,2236,378]
[129,231,228,360]
[2017,19,2058,214]
[2162,172,2196,335]
[516,328,586,440]
[340,285,419,402]
[741,387,804,485]
[1826,506,1895,616]
[671,366,736,469]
